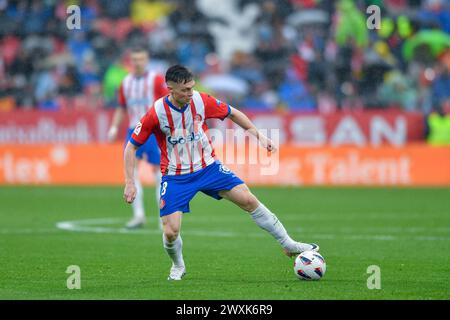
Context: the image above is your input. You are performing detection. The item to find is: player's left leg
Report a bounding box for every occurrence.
[158,172,199,280]
[219,184,319,256]
[161,211,186,280]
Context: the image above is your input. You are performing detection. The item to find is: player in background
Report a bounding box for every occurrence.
[123,65,319,280]
[108,46,169,229]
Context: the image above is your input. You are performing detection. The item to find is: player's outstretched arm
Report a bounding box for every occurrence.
[228,107,277,152]
[123,141,139,203]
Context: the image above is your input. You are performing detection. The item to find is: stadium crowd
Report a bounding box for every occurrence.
[0,0,449,115]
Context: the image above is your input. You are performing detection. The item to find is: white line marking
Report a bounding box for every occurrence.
[52,217,450,242]
[0,228,58,235]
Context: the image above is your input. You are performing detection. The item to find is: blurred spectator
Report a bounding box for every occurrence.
[58,65,82,97]
[416,0,450,33]
[254,1,290,90]
[102,58,128,108]
[307,50,327,96]
[23,0,52,34]
[360,41,398,108]
[33,64,59,110]
[278,69,316,111]
[377,71,417,111]
[131,0,174,25]
[229,51,265,85]
[176,35,210,74]
[78,51,101,90]
[427,112,450,145]
[99,0,131,19]
[67,31,93,70]
[335,0,369,49]
[431,63,450,113]
[241,82,277,110]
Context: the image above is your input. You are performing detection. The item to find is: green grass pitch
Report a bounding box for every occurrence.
[0,186,449,299]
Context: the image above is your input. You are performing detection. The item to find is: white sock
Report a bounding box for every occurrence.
[163,234,185,267]
[250,202,298,251]
[132,176,145,219]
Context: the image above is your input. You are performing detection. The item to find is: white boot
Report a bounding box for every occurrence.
[167,264,186,281]
[125,216,146,229]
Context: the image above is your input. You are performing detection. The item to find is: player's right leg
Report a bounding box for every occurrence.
[161,211,186,280]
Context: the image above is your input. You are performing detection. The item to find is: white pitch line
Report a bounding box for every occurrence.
[0,228,58,235]
[53,217,450,242]
[56,219,249,237]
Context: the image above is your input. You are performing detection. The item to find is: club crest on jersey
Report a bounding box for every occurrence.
[219,165,232,174]
[134,122,142,135]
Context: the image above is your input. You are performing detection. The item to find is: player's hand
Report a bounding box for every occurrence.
[258,134,277,153]
[123,183,137,204]
[107,126,118,143]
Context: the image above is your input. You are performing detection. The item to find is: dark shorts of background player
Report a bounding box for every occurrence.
[159,160,244,217]
[126,128,160,165]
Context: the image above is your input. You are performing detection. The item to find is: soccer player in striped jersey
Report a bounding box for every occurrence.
[108,46,168,229]
[123,65,319,280]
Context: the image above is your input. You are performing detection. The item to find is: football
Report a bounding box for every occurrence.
[294,251,326,280]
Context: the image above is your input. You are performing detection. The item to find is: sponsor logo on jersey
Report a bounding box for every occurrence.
[159,199,166,209]
[167,132,202,145]
[134,122,142,135]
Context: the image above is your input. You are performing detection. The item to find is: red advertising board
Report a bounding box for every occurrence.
[0,109,425,146]
[209,109,425,146]
[0,110,124,144]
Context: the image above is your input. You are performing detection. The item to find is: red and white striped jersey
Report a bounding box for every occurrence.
[130,90,231,176]
[118,71,168,128]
